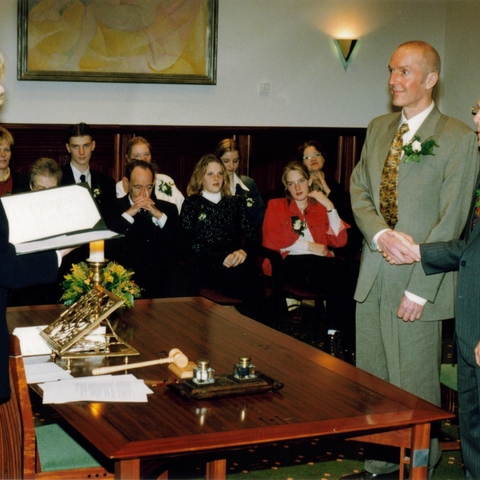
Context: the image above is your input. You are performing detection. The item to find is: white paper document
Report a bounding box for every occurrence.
[25,362,74,384]
[40,374,153,404]
[1,184,120,254]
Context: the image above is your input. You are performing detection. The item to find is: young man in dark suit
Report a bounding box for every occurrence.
[105,160,191,299]
[62,122,116,213]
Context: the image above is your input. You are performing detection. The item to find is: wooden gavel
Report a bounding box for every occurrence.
[91,348,188,376]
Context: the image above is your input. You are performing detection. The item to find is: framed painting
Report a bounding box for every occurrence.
[17,0,218,84]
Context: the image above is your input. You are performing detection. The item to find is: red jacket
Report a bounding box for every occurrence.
[262,198,349,274]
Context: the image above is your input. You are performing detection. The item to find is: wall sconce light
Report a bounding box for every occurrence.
[333,39,358,70]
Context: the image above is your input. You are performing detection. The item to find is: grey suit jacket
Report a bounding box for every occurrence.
[421,173,480,365]
[350,106,479,320]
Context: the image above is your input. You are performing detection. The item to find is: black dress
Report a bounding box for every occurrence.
[180,194,262,318]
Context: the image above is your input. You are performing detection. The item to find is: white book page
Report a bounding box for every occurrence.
[2,185,101,244]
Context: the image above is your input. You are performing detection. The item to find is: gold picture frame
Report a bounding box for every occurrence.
[18,0,218,85]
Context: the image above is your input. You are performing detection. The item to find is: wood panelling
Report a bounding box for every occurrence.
[2,124,366,198]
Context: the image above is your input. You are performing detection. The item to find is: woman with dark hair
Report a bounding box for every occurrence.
[262,161,354,359]
[299,140,345,211]
[180,154,263,318]
[215,138,265,229]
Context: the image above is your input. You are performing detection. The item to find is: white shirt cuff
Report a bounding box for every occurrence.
[404,290,427,306]
[372,228,390,251]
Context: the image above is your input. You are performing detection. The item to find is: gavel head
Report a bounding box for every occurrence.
[168,348,188,368]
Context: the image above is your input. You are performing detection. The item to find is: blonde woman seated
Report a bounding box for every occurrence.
[180,154,263,319]
[116,136,184,212]
[215,138,265,229]
[262,162,353,358]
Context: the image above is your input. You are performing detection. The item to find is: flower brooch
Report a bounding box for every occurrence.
[402,136,439,163]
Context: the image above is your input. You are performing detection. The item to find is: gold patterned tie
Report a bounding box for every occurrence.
[379,123,409,228]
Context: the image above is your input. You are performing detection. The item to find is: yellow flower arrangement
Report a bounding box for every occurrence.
[61,262,141,308]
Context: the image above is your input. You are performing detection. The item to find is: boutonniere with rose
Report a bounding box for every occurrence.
[158,179,174,196]
[291,216,306,237]
[93,188,101,198]
[245,196,255,208]
[402,136,439,163]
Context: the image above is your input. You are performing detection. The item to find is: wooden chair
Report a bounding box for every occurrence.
[260,246,326,328]
[0,335,114,479]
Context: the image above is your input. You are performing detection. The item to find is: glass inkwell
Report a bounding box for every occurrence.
[233,356,256,380]
[192,359,215,385]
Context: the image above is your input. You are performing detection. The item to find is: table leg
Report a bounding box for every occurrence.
[409,423,430,480]
[206,458,227,480]
[115,458,141,480]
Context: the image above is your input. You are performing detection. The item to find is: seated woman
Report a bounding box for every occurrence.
[299,140,345,212]
[262,161,353,359]
[215,138,265,229]
[0,126,29,196]
[116,136,184,213]
[180,154,263,319]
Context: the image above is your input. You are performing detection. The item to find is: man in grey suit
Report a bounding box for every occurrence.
[346,41,479,478]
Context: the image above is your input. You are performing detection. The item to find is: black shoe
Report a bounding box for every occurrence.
[341,470,400,479]
[329,331,345,360]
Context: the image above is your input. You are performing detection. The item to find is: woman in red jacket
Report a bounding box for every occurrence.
[263,161,354,360]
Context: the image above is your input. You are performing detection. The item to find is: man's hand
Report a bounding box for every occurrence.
[126,196,163,220]
[223,249,247,268]
[378,230,420,265]
[475,341,480,367]
[397,294,424,321]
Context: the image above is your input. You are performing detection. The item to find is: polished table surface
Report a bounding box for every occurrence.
[7,297,454,480]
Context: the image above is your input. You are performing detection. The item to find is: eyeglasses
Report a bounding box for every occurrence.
[471,105,480,115]
[30,184,48,191]
[303,152,323,161]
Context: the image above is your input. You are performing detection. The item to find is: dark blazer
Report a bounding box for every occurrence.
[10,170,30,194]
[61,163,116,213]
[235,175,265,229]
[0,203,58,400]
[421,173,480,367]
[105,195,183,298]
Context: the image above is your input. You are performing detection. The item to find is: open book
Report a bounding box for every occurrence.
[1,184,121,255]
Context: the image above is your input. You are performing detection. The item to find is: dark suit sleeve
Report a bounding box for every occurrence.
[420,239,465,275]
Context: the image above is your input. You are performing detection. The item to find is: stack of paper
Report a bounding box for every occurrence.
[40,374,153,404]
[25,361,74,384]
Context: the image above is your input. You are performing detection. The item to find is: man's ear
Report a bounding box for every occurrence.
[122,177,128,194]
[91,140,96,152]
[65,143,71,153]
[425,71,438,90]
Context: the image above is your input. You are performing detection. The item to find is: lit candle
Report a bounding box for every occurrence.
[89,240,105,262]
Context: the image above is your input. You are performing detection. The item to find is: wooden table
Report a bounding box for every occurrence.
[7,297,454,480]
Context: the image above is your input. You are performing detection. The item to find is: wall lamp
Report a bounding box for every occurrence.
[333,39,358,70]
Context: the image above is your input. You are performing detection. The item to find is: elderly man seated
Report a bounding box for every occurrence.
[29,157,63,191]
[105,160,191,299]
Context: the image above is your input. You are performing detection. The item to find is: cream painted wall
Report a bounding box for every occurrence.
[0,0,478,128]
